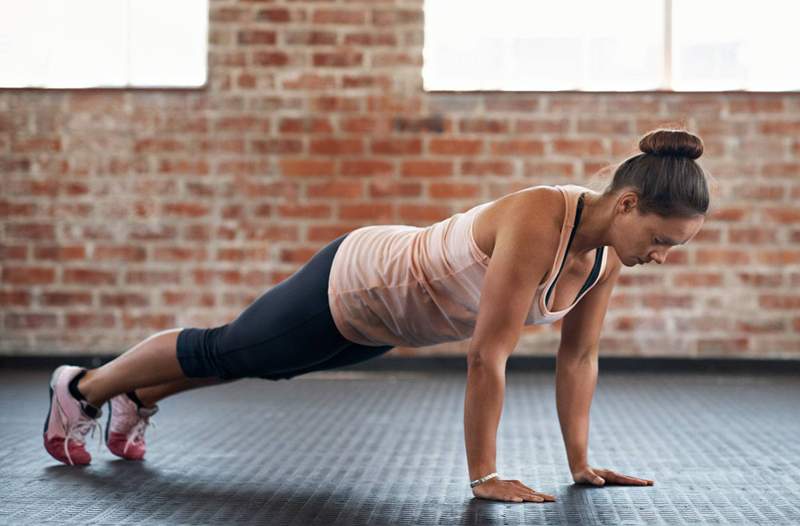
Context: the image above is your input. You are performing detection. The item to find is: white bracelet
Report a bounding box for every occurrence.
[470,471,499,488]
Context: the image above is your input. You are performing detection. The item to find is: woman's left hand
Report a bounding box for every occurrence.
[572,465,654,486]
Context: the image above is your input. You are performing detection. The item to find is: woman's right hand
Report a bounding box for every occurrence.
[471,477,557,503]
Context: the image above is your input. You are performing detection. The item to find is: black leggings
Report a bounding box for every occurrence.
[175,232,394,381]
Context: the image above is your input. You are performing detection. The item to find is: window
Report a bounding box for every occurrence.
[0,0,208,88]
[422,0,800,92]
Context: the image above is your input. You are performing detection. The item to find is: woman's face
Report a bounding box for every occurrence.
[610,192,705,267]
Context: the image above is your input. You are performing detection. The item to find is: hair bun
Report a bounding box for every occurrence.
[639,128,703,160]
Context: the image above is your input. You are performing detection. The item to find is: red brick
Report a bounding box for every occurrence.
[5,223,55,240]
[515,118,570,134]
[0,290,32,307]
[279,117,333,134]
[728,228,778,244]
[758,120,800,135]
[255,8,291,22]
[214,115,270,133]
[371,138,422,155]
[308,225,359,242]
[280,248,318,264]
[695,249,750,265]
[41,291,92,306]
[3,267,55,285]
[642,294,693,309]
[310,95,362,112]
[524,161,575,178]
[340,203,393,220]
[33,246,86,261]
[398,204,451,222]
[673,272,723,287]
[312,9,365,25]
[341,160,393,177]
[134,138,185,153]
[65,313,116,329]
[312,50,363,68]
[697,338,750,355]
[162,202,211,218]
[368,181,422,198]
[429,183,481,199]
[341,117,390,134]
[759,295,800,310]
[0,245,27,260]
[285,30,337,46]
[459,118,510,134]
[282,74,337,91]
[6,313,58,329]
[371,8,422,26]
[63,268,117,285]
[162,291,216,307]
[401,160,452,178]
[125,270,181,285]
[429,139,483,156]
[763,207,800,224]
[484,97,540,112]
[121,314,175,330]
[343,33,397,46]
[237,30,276,45]
[310,138,363,155]
[552,139,606,156]
[462,160,514,176]
[736,273,783,287]
[490,140,546,156]
[613,316,666,331]
[100,293,150,308]
[674,317,731,332]
[277,203,332,218]
[307,181,363,199]
[252,138,303,154]
[280,159,335,178]
[729,99,784,113]
[13,136,61,153]
[736,319,785,334]
[252,51,290,67]
[756,251,800,265]
[153,247,209,262]
[94,245,147,262]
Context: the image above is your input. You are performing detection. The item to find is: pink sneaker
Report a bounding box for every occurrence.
[43,365,104,466]
[105,392,158,460]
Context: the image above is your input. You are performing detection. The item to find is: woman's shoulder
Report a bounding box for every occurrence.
[473,185,566,260]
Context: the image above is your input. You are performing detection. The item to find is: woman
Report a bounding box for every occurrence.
[43,128,709,504]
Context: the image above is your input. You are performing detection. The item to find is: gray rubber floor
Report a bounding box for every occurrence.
[1,367,798,525]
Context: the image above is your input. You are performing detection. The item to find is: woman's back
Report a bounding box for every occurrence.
[327,184,609,348]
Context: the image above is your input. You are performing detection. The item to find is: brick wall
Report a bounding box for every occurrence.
[1,0,799,359]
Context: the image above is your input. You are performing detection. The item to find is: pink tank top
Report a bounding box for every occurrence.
[327,184,609,347]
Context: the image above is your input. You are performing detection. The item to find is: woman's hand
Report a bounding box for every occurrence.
[471,477,557,503]
[572,465,654,486]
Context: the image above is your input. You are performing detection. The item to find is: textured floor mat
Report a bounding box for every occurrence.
[1,367,798,525]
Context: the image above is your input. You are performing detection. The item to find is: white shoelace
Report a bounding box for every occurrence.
[55,395,103,465]
[122,415,157,456]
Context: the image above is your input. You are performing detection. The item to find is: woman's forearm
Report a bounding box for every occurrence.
[463,358,506,481]
[555,352,598,472]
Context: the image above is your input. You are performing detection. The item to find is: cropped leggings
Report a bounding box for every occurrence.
[175,232,394,381]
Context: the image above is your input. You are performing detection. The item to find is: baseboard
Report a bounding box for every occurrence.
[1,354,799,375]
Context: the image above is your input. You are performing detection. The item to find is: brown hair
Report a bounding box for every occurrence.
[603,128,710,218]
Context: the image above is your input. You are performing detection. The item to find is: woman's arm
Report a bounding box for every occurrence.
[555,252,651,486]
[464,192,560,502]
[555,253,620,475]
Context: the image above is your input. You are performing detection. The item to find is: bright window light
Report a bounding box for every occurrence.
[423,0,800,92]
[0,0,208,89]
